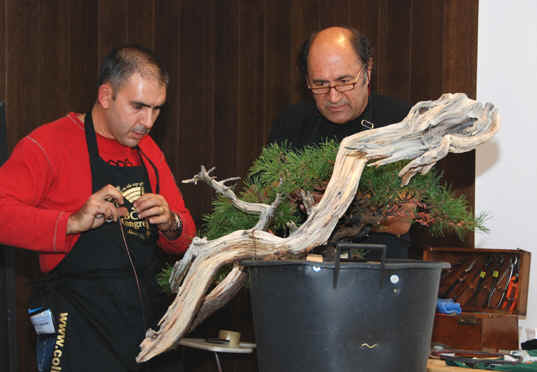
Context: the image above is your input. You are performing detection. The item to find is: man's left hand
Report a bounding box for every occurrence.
[134,193,179,238]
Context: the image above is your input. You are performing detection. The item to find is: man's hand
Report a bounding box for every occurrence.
[67,185,128,234]
[134,193,179,239]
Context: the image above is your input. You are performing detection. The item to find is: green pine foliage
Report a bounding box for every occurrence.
[202,140,487,240]
[160,141,488,293]
[156,263,173,294]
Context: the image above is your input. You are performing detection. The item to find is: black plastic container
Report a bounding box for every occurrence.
[242,259,449,372]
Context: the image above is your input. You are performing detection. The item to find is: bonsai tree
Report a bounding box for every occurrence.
[200,140,487,246]
[137,93,499,363]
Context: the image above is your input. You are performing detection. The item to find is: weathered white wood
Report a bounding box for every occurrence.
[137,93,499,363]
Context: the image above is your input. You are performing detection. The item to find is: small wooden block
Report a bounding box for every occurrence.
[306,254,323,263]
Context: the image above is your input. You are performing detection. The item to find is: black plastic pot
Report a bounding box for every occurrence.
[242,257,449,372]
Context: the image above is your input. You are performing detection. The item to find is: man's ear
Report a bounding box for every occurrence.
[97,83,114,109]
[365,58,374,86]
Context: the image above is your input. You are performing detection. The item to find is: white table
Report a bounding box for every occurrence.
[179,338,255,372]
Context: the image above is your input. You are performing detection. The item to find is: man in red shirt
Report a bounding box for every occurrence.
[0,45,195,371]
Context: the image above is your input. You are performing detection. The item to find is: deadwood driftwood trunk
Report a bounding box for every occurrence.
[136,93,500,362]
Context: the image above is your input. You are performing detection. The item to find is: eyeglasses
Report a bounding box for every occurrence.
[307,67,366,95]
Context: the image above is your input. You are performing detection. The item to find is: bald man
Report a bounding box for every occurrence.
[268,26,412,258]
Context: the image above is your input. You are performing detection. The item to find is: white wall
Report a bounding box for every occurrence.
[476,0,537,336]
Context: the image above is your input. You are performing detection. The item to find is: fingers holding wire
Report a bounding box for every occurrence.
[67,185,128,234]
[133,193,173,230]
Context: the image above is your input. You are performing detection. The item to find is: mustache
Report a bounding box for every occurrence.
[132,126,149,134]
[325,101,347,108]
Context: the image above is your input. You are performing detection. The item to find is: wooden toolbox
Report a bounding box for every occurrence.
[423,247,531,351]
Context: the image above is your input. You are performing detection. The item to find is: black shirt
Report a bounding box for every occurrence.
[268,94,411,149]
[267,94,413,259]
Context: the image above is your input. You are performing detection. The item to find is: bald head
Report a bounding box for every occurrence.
[300,26,373,124]
[308,27,362,76]
[298,26,371,78]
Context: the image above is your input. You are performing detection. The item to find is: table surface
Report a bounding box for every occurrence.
[427,358,490,371]
[179,338,256,354]
[178,340,491,369]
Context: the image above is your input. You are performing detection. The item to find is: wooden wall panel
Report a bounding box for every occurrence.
[263,0,289,148]
[409,0,478,250]
[213,0,239,180]
[347,0,381,95]
[4,3,37,371]
[317,0,351,29]
[153,0,181,170]
[176,0,216,222]
[288,0,320,104]
[375,0,413,102]
[68,1,98,113]
[410,0,445,103]
[97,0,129,61]
[0,0,5,100]
[6,0,42,148]
[127,0,156,49]
[39,0,71,122]
[436,0,478,248]
[442,0,478,97]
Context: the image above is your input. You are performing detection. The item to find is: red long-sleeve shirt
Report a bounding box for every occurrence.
[0,113,196,272]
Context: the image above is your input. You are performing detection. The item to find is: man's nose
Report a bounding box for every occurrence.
[140,108,154,128]
[327,86,342,102]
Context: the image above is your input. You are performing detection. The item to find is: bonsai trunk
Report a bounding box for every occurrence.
[136,93,500,363]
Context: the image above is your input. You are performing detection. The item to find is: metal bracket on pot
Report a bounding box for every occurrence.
[333,243,387,289]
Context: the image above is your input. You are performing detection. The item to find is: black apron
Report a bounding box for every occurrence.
[33,112,162,372]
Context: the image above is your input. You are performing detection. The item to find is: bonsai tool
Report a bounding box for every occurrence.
[501,257,520,312]
[482,255,505,307]
[496,256,517,309]
[462,256,493,306]
[431,348,522,369]
[441,258,477,298]
[452,257,484,302]
[485,257,510,308]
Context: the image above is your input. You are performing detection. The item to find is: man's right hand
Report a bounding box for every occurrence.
[66,185,128,234]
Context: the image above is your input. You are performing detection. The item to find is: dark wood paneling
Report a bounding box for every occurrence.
[437,0,478,248]
[442,0,478,97]
[410,0,445,103]
[0,100,16,372]
[213,0,240,179]
[97,0,129,61]
[153,0,181,167]
[127,0,156,49]
[6,0,42,150]
[318,0,351,29]
[176,0,216,223]
[39,0,71,122]
[375,0,413,102]
[288,0,320,104]
[0,0,5,100]
[409,0,478,250]
[348,1,379,52]
[69,0,98,113]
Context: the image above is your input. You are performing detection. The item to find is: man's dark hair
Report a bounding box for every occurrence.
[297,26,372,79]
[97,45,169,94]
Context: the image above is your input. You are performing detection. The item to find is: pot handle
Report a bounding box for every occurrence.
[333,243,387,289]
